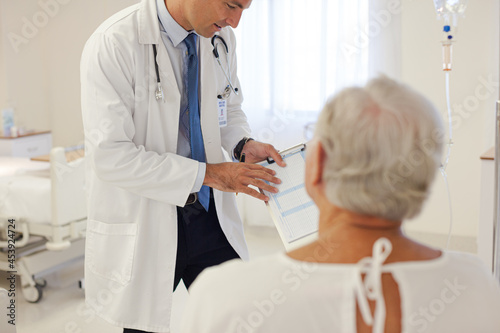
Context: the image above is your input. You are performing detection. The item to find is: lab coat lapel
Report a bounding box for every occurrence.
[138,0,181,151]
[154,43,181,151]
[154,42,178,96]
[138,0,160,45]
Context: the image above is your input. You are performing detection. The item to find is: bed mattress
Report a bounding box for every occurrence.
[0,157,51,224]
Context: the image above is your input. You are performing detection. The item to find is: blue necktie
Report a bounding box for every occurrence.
[184,33,210,211]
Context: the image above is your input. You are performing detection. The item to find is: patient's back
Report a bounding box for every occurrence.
[181,242,500,333]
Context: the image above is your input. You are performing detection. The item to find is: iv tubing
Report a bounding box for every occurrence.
[441,71,454,249]
[440,167,453,249]
[442,71,453,170]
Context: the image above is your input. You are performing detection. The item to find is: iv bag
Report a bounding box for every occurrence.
[433,0,467,26]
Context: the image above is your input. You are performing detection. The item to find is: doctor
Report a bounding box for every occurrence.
[80,0,284,332]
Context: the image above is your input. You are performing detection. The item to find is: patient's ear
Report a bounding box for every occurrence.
[307,140,327,187]
[316,141,327,186]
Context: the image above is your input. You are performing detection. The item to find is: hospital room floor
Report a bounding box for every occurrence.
[0,226,285,333]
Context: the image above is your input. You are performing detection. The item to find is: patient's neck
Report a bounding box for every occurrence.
[287,200,435,264]
[318,204,403,238]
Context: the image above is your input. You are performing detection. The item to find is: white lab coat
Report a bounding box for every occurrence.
[80,0,250,331]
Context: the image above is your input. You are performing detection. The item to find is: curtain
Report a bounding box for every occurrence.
[234,0,401,148]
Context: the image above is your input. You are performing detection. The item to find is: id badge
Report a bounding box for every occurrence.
[218,99,227,127]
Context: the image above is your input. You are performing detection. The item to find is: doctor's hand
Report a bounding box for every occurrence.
[204,162,281,201]
[240,140,286,167]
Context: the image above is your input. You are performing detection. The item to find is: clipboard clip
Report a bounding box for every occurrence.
[266,143,306,164]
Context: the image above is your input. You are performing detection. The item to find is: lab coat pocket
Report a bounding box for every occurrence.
[86,220,138,286]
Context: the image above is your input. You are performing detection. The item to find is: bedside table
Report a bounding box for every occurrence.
[0,131,52,158]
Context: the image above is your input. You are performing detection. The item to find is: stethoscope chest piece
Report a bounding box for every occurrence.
[152,44,165,102]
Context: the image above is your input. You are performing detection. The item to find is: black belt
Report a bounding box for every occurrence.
[186,193,198,205]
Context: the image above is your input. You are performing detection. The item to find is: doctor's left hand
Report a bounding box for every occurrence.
[204,162,281,201]
[241,140,286,167]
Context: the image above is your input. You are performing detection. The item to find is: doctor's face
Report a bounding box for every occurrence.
[184,0,252,38]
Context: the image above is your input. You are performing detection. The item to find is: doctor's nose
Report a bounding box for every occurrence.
[225,10,243,28]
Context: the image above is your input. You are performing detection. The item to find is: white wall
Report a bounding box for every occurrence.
[0,12,6,113]
[401,0,499,239]
[1,0,498,241]
[0,0,138,146]
[242,0,500,247]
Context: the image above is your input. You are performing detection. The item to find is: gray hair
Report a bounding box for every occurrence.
[315,76,444,221]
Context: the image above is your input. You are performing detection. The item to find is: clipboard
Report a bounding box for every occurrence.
[260,143,319,249]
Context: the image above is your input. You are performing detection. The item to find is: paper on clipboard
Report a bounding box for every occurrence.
[260,143,319,246]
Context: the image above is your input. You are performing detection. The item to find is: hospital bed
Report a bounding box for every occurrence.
[0,147,87,303]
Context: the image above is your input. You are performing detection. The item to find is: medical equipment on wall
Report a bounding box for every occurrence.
[152,35,239,102]
[432,0,468,248]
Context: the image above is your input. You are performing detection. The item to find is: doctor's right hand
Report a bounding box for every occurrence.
[204,162,281,201]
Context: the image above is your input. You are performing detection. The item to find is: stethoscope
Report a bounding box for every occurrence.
[211,35,239,99]
[152,35,239,102]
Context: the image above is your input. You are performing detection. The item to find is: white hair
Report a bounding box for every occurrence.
[315,76,444,221]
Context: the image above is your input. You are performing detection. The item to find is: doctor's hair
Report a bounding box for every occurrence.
[315,76,444,222]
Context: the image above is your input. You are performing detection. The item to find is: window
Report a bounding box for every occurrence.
[234,0,372,146]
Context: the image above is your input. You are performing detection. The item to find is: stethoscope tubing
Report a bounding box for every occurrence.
[152,44,164,102]
[212,35,239,96]
[152,35,238,101]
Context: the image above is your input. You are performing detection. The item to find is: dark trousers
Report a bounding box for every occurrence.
[124,193,239,333]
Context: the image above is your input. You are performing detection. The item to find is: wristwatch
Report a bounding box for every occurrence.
[233,137,254,161]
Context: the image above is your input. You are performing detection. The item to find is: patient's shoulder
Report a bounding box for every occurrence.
[190,252,324,297]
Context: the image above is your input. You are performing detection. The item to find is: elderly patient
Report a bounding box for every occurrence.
[180,77,500,333]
